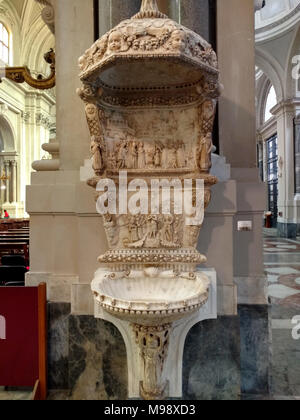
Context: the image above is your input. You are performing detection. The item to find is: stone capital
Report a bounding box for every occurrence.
[271,98,300,117]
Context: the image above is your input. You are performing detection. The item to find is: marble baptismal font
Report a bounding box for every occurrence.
[78,0,220,400]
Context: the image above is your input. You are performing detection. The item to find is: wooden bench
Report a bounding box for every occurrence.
[0,238,29,244]
[0,219,30,232]
[0,242,29,265]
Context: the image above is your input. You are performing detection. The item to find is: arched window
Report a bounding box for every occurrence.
[264,85,277,122]
[0,22,9,64]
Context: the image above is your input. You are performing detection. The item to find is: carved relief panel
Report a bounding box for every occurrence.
[78,0,219,269]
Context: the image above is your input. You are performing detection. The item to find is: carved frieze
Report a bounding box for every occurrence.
[79,18,218,80]
[36,113,52,128]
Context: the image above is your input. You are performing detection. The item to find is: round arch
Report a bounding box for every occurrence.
[256,72,269,126]
[284,24,300,99]
[256,47,284,102]
[0,115,15,152]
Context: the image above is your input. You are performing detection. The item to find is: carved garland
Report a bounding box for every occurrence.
[79,23,218,76]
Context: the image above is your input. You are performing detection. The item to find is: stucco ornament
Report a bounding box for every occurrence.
[254,0,266,12]
[35,0,55,34]
[79,0,220,400]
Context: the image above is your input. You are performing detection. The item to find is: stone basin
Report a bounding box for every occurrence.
[91,268,210,325]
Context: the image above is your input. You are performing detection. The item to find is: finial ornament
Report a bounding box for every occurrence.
[141,0,159,12]
[134,0,167,19]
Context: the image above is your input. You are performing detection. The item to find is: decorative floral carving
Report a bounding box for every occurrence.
[77,84,98,102]
[85,103,103,138]
[36,113,52,128]
[98,248,207,265]
[79,18,218,77]
[101,92,202,107]
[21,112,31,123]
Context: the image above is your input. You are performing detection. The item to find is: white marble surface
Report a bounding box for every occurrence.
[265,267,300,275]
[93,268,217,398]
[267,274,279,283]
[268,284,300,299]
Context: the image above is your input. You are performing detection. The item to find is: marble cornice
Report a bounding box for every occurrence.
[271,98,300,115]
[0,76,56,105]
[258,116,276,139]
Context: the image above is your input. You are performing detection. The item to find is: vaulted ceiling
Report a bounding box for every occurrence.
[0,0,54,74]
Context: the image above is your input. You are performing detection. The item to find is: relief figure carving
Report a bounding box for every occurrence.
[91,136,105,175]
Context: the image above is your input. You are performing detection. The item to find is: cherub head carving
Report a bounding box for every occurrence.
[108,31,122,53]
[85,103,98,119]
[170,30,187,52]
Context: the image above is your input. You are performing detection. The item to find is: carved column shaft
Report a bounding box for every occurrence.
[133,324,171,400]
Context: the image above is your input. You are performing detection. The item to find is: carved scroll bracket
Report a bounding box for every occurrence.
[0,49,55,90]
[35,0,55,34]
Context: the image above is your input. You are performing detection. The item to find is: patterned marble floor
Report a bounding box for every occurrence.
[2,230,300,401]
[46,231,300,401]
[264,230,300,399]
[264,235,300,309]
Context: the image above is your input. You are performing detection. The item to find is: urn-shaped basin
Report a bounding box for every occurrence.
[92,268,210,325]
